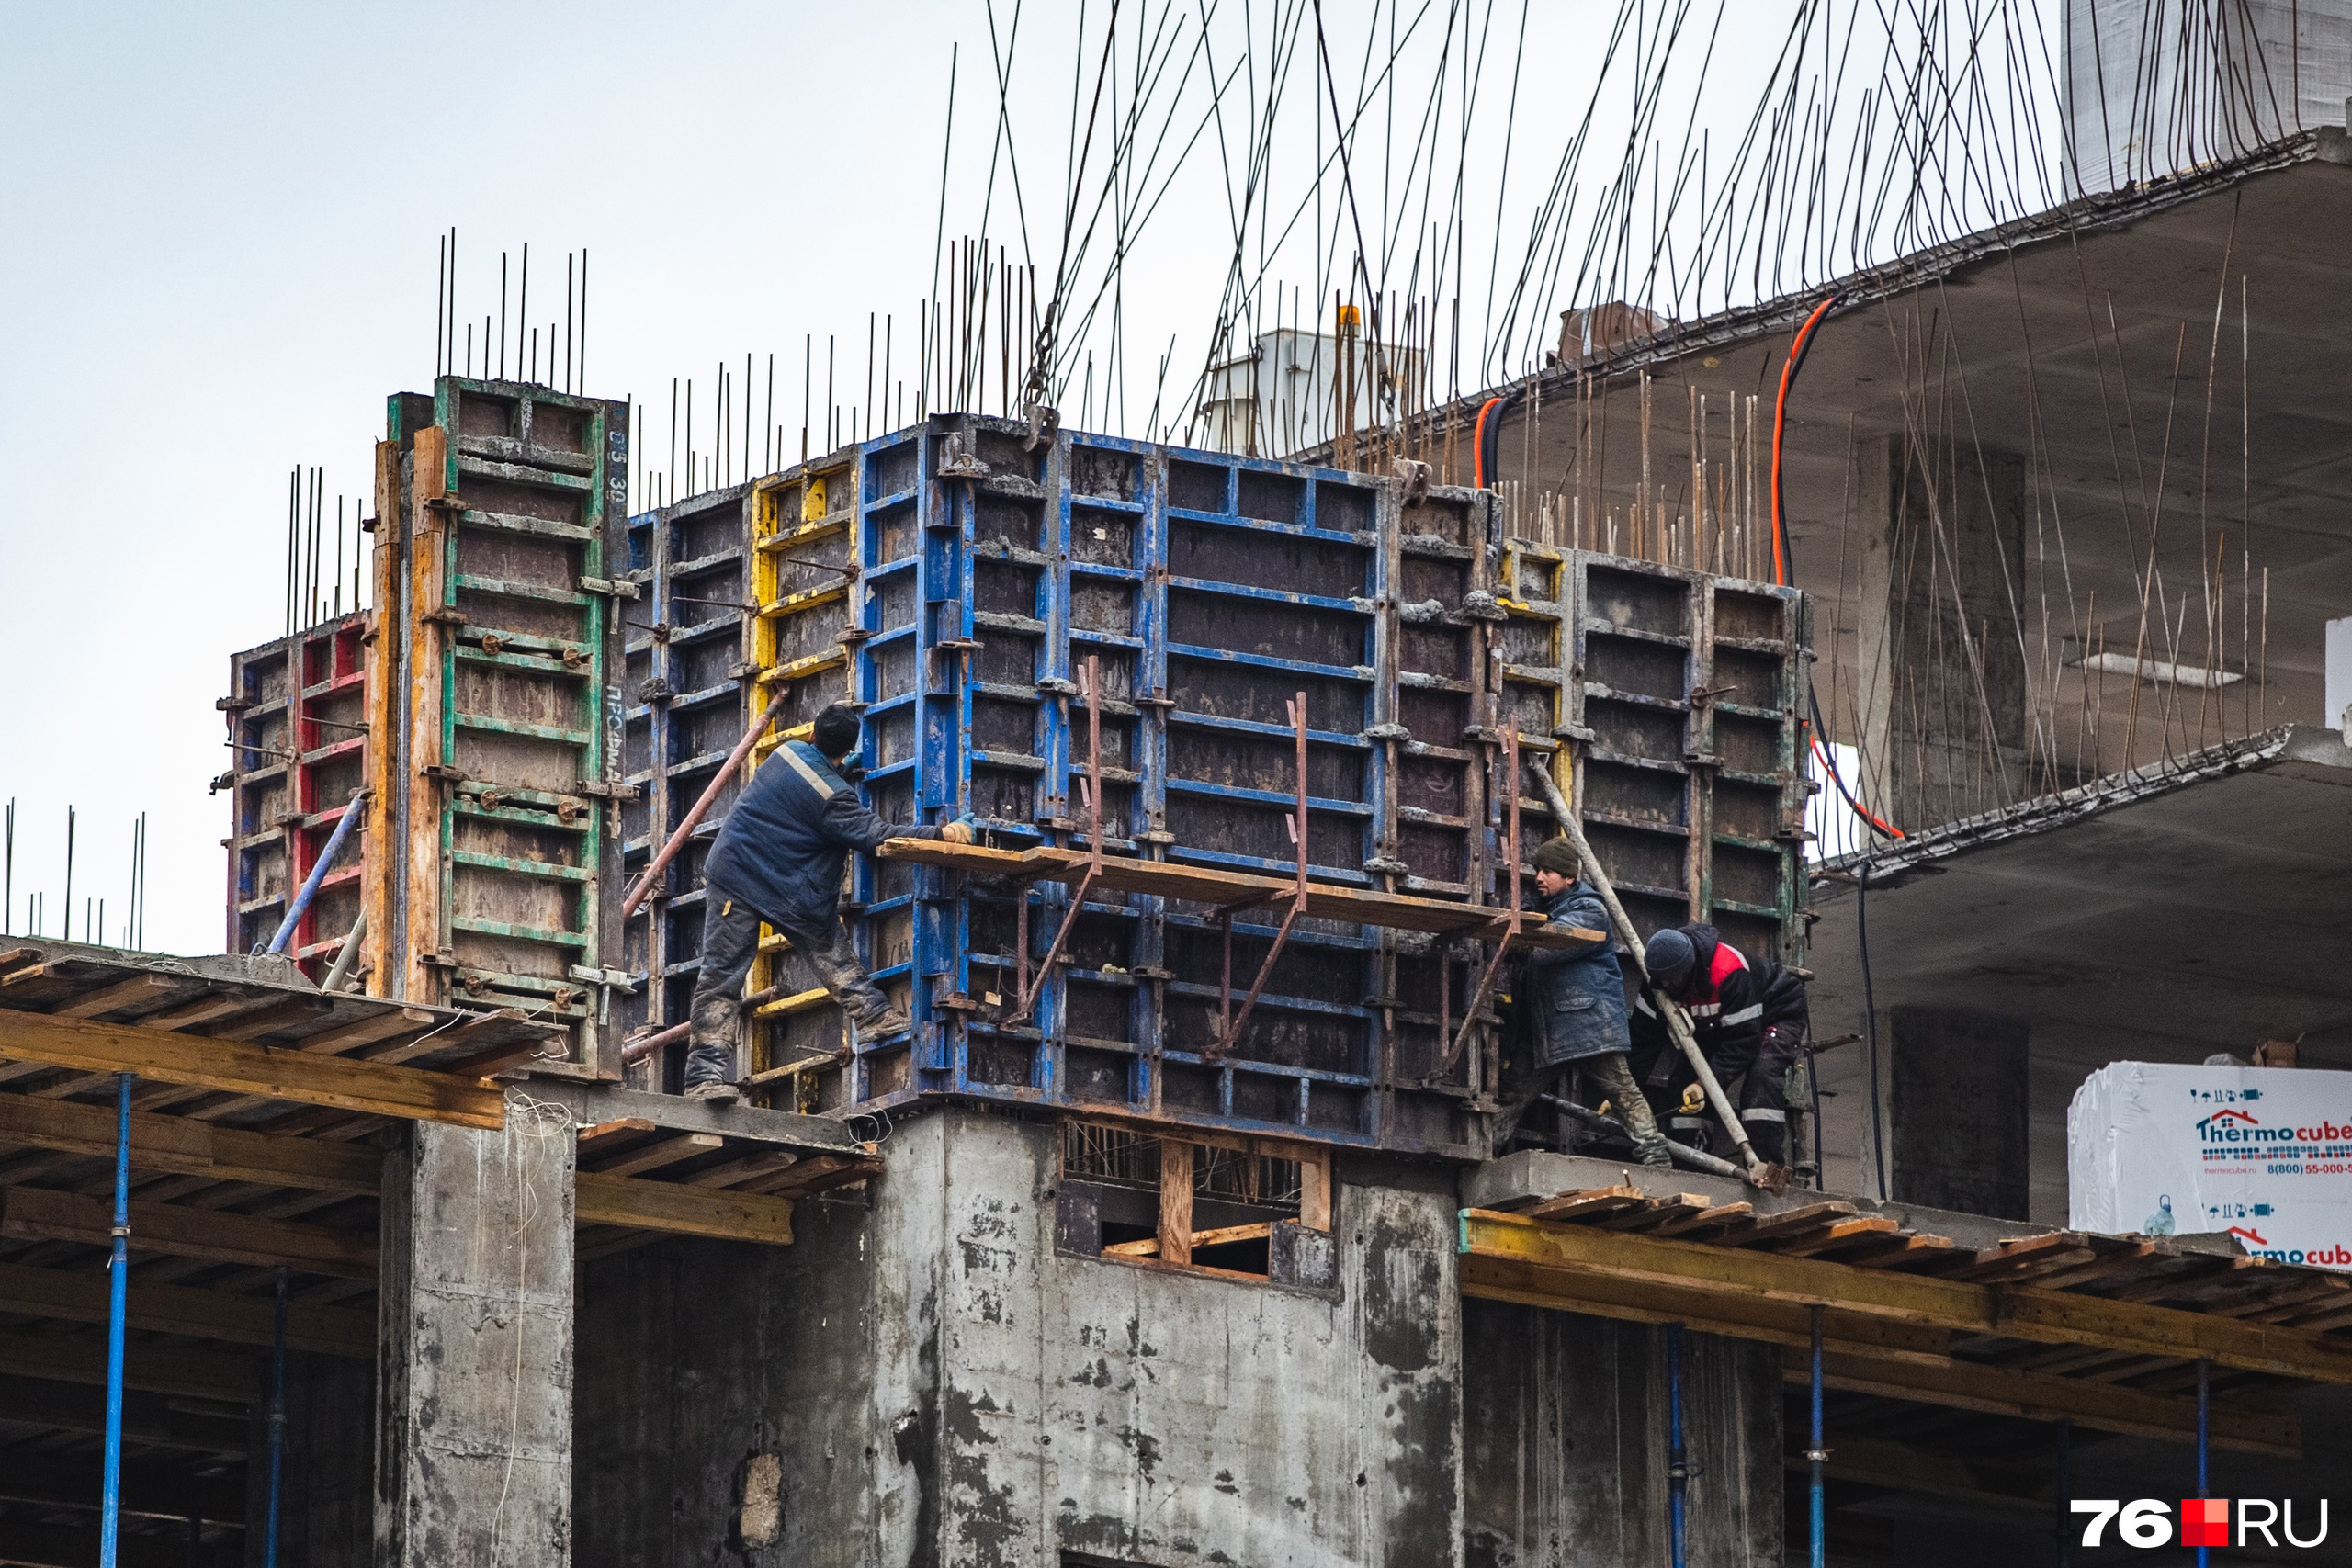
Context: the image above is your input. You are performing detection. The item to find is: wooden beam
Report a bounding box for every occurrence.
[1461,1252,2298,1454]
[0,1450,247,1530]
[1786,1347,2301,1457]
[880,837,1602,947]
[1103,1220,1274,1258]
[1459,1208,2352,1382]
[0,1090,382,1191]
[48,974,199,1021]
[0,1330,258,1404]
[1159,1140,1195,1266]
[0,1514,240,1568]
[0,1010,504,1129]
[0,1260,373,1357]
[0,1185,377,1279]
[590,1132,722,1178]
[0,1374,247,1454]
[574,1171,794,1246]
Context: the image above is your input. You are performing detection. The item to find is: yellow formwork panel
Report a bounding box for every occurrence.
[744,456,862,1101]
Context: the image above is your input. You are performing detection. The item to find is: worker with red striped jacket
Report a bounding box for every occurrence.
[1628,923,1810,1163]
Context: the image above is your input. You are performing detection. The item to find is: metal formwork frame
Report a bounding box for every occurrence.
[386,377,631,1072]
[1561,552,1809,964]
[618,481,755,1073]
[744,450,866,1097]
[221,613,369,977]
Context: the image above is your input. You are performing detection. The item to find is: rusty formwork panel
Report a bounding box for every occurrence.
[367,378,633,1073]
[1552,551,1812,964]
[615,482,757,1049]
[218,613,370,976]
[692,417,1519,1158]
[612,417,1808,1156]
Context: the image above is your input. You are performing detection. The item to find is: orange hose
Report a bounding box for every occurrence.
[1473,395,1506,488]
[1770,296,1838,587]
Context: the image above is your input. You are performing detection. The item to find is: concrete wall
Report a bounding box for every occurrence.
[1460,1303,1782,1568]
[1889,1005,2031,1220]
[576,1108,1464,1567]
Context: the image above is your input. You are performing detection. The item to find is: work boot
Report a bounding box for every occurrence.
[685,1080,740,1104]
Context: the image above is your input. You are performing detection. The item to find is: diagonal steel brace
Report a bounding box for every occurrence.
[1436,723,1521,1076]
[1010,655,1104,1027]
[1204,693,1311,1062]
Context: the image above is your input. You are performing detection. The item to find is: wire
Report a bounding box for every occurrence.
[1858,857,1886,1201]
[1770,291,1840,585]
[1472,388,1521,488]
[1807,689,1903,840]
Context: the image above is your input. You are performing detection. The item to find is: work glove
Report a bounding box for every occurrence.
[938,817,977,845]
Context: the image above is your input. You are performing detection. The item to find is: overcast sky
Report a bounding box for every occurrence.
[0,1,1973,956]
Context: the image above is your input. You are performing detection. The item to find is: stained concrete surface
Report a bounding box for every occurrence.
[574,1108,1464,1567]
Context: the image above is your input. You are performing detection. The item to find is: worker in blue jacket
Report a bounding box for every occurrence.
[1491,838,1671,1166]
[684,703,974,1101]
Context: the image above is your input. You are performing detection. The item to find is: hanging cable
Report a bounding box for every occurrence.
[1770,292,1841,585]
[1858,859,1886,1201]
[1807,690,1903,840]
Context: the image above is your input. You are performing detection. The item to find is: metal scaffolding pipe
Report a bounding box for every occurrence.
[1808,1303,1826,1568]
[265,792,367,955]
[620,687,790,921]
[266,1266,288,1568]
[1667,1322,1688,1568]
[100,1072,131,1568]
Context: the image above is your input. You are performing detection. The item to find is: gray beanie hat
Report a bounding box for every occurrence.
[1645,927,1696,987]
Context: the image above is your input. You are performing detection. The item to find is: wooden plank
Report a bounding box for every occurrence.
[1159,1140,1195,1266]
[368,438,404,1002]
[280,1005,437,1055]
[47,974,200,1021]
[1713,1201,1859,1247]
[758,1153,883,1198]
[1775,1216,1903,1258]
[408,422,451,1007]
[0,1260,372,1356]
[1654,1201,1753,1237]
[0,1010,504,1130]
[1522,1184,1648,1224]
[0,1185,378,1280]
[1103,1221,1276,1258]
[1459,1208,2352,1383]
[0,1092,381,1192]
[1787,1347,2301,1456]
[572,1172,794,1245]
[880,838,1604,947]
[1298,1148,1332,1232]
[591,1132,723,1178]
[0,1330,259,1404]
[207,993,338,1043]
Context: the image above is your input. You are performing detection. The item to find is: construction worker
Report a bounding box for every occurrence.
[1631,923,1810,1162]
[684,703,974,1102]
[1491,839,1672,1167]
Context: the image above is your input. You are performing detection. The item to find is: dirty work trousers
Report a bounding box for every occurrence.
[1491,1049,1672,1167]
[683,883,892,1089]
[1638,1022,1807,1163]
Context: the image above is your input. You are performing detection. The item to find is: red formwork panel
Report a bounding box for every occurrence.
[220,612,370,980]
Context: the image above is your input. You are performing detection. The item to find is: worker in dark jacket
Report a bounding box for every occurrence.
[1629,923,1810,1161]
[684,704,974,1101]
[1491,839,1671,1166]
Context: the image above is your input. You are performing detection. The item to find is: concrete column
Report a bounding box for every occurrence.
[1461,1303,1781,1568]
[1853,434,2027,832]
[375,1100,575,1566]
[1887,1005,2030,1219]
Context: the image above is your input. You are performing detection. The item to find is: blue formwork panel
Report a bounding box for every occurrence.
[746,416,1505,1160]
[729,416,1809,1162]
[616,483,755,1072]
